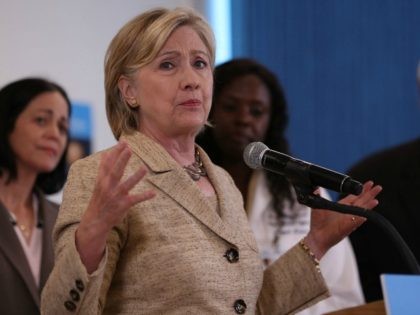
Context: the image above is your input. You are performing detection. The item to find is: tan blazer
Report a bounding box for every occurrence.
[0,191,57,315]
[41,132,328,315]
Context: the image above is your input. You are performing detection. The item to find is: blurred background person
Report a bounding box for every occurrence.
[344,63,420,302]
[66,139,88,166]
[197,58,365,314]
[0,78,71,315]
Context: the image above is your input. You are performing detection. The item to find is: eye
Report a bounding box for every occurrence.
[35,116,47,125]
[59,122,69,135]
[220,102,237,113]
[250,107,264,117]
[194,59,208,69]
[159,61,174,70]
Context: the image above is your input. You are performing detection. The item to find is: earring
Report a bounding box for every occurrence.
[127,98,139,108]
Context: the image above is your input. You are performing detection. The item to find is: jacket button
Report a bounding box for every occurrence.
[233,299,247,314]
[64,300,76,312]
[70,289,80,301]
[75,279,85,291]
[224,248,239,263]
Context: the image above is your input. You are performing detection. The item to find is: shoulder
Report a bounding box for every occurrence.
[348,138,420,180]
[43,198,60,211]
[67,146,115,178]
[37,193,60,227]
[62,146,119,197]
[70,148,106,169]
[36,189,60,211]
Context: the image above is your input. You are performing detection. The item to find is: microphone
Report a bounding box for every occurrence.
[243,142,363,195]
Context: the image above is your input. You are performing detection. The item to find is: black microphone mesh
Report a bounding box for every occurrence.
[243,142,268,169]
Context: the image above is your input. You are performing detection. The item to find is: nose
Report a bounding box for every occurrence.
[180,66,200,91]
[236,106,253,125]
[45,123,61,141]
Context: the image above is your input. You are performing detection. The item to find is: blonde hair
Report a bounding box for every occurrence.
[104,7,216,139]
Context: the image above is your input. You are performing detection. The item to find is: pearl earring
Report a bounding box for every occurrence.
[128,98,139,108]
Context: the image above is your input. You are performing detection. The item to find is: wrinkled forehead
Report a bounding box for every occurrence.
[156,25,210,58]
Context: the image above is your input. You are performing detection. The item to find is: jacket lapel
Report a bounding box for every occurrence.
[123,132,245,247]
[0,201,40,306]
[38,195,57,290]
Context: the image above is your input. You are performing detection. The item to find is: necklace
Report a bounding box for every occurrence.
[10,217,32,241]
[16,222,31,239]
[2,194,40,243]
[183,148,207,181]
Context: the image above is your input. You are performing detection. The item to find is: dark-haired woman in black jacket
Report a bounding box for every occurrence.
[0,77,71,315]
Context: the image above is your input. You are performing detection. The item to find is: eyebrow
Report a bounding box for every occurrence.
[223,95,270,106]
[37,108,54,115]
[37,108,69,122]
[157,49,210,59]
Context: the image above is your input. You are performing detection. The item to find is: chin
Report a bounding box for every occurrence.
[34,161,59,174]
[179,119,206,132]
[230,140,248,151]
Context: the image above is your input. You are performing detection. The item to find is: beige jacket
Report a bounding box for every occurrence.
[41,131,328,315]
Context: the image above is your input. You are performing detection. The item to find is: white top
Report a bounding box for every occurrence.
[9,195,43,287]
[247,171,364,315]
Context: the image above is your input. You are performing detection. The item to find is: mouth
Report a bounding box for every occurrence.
[178,99,202,107]
[38,146,59,157]
[229,130,253,143]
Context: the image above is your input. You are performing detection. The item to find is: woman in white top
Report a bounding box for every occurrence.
[0,78,70,315]
[197,58,365,314]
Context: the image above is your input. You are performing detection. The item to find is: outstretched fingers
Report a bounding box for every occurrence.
[117,167,148,195]
[127,190,156,209]
[97,142,131,189]
[76,143,155,273]
[88,142,156,228]
[107,143,133,184]
[358,182,382,209]
[340,181,382,209]
[111,167,155,217]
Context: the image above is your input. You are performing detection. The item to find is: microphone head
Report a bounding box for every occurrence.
[243,142,268,169]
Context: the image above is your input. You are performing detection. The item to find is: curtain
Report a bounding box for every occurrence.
[231,0,420,180]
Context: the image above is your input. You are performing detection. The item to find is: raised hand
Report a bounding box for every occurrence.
[305,181,382,260]
[76,142,155,273]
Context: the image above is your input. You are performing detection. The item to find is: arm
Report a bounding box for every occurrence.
[295,238,364,315]
[41,142,154,314]
[256,181,381,315]
[76,142,154,273]
[256,244,329,315]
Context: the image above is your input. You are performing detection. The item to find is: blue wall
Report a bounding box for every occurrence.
[231,0,420,180]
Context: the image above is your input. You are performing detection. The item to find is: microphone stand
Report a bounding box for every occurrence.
[292,184,420,275]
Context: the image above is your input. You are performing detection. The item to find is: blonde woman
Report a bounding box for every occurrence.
[42,7,381,314]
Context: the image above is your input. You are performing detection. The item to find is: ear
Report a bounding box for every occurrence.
[118,75,139,108]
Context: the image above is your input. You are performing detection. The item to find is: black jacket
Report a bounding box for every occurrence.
[0,191,58,315]
[346,138,420,302]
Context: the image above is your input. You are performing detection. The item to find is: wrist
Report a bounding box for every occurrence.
[76,219,108,252]
[299,238,321,273]
[302,233,326,260]
[76,221,107,273]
